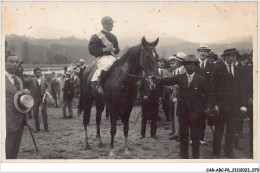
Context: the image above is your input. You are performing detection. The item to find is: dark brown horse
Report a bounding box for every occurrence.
[79,37,160,157]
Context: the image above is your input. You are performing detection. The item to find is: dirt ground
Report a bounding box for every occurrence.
[18,105,253,160]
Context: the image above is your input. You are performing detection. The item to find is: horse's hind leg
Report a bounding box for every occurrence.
[95,100,105,147]
[109,109,117,157]
[83,96,94,150]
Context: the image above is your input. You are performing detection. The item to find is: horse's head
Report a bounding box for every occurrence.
[140,37,160,78]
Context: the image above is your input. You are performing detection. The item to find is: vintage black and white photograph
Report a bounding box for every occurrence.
[1,1,257,163]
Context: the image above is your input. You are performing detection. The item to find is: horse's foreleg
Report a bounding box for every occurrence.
[83,97,94,150]
[109,114,117,157]
[95,101,105,147]
[123,116,130,155]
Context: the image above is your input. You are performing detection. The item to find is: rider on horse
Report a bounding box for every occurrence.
[88,16,120,94]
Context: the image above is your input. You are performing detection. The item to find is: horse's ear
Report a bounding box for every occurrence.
[150,37,159,47]
[141,36,149,47]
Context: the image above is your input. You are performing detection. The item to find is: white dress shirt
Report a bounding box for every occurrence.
[224,61,234,77]
[36,77,42,86]
[199,58,207,69]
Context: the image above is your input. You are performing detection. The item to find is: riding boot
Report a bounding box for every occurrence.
[97,70,108,94]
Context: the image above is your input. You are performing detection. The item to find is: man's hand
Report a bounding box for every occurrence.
[21,89,30,95]
[103,44,114,52]
[212,105,219,115]
[149,75,162,84]
[158,97,162,104]
[248,98,253,106]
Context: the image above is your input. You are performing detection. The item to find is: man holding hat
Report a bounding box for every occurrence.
[196,43,215,146]
[210,48,246,158]
[152,54,209,159]
[26,68,49,132]
[89,16,120,94]
[5,54,31,159]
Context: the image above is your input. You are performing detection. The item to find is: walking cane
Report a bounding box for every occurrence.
[25,117,39,153]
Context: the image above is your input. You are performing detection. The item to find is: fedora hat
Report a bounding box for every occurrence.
[221,48,238,56]
[197,43,211,51]
[183,54,199,65]
[14,91,34,113]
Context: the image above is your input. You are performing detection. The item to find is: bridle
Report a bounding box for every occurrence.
[122,45,157,90]
[123,45,156,80]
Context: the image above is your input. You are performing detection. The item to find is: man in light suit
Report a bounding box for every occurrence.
[5,54,30,159]
[157,57,173,122]
[26,68,49,132]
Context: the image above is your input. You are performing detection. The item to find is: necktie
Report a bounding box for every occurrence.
[12,75,20,90]
[229,64,233,77]
[187,75,192,87]
[201,61,205,70]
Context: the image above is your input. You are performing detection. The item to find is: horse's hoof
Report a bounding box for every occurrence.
[84,144,91,150]
[109,150,115,157]
[124,148,131,155]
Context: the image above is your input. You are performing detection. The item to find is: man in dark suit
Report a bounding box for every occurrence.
[195,44,215,146]
[26,68,49,132]
[50,72,60,108]
[139,78,161,139]
[5,54,30,159]
[62,71,74,118]
[153,54,209,159]
[210,48,246,158]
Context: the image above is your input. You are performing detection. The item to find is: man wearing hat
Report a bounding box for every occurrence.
[157,56,172,122]
[26,68,49,132]
[62,71,74,118]
[89,16,120,94]
[5,54,31,159]
[78,59,86,82]
[152,54,209,159]
[210,48,247,158]
[195,43,215,146]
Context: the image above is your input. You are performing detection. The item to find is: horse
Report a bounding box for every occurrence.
[79,37,160,157]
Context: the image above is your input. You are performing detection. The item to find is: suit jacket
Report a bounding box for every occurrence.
[63,78,74,100]
[50,77,60,93]
[159,73,208,120]
[5,75,25,133]
[195,61,215,85]
[26,77,48,102]
[210,63,244,112]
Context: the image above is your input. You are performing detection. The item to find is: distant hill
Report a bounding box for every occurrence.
[5,34,252,65]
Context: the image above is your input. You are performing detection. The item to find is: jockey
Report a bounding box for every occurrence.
[88,16,120,94]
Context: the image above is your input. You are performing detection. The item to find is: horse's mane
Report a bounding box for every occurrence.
[110,44,142,70]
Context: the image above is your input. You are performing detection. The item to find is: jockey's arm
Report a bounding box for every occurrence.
[88,34,104,58]
[112,36,120,55]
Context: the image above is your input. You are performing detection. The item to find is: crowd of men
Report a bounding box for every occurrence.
[5,15,253,159]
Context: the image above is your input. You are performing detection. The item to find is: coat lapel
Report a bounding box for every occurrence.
[188,73,197,88]
[5,75,17,92]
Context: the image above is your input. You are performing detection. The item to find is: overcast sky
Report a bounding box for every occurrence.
[2,1,257,43]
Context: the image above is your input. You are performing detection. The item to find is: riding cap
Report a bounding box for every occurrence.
[101,16,115,25]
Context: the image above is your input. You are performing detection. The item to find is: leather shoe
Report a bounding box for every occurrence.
[151,135,158,139]
[45,129,50,132]
[139,136,145,139]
